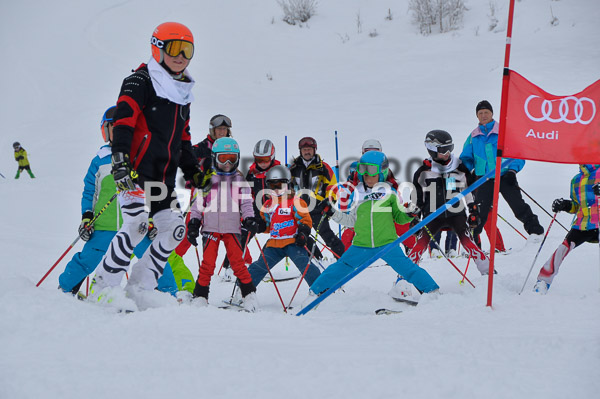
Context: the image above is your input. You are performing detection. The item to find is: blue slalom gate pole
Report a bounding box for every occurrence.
[285,135,288,167]
[296,159,514,316]
[334,131,342,237]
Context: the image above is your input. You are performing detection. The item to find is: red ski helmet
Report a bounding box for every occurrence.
[151,22,194,64]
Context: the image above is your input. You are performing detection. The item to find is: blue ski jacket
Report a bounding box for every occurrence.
[459,120,525,177]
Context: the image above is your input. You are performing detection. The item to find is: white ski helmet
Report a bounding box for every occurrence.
[253,139,276,162]
[362,139,382,154]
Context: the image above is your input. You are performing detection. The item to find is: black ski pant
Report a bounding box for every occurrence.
[307,210,346,260]
[473,173,543,237]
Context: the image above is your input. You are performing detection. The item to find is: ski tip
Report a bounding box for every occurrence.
[375,308,402,315]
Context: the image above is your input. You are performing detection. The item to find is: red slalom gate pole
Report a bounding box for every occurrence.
[287,245,318,309]
[36,236,80,287]
[254,238,287,313]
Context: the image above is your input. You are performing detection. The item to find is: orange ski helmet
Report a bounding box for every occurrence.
[151,22,194,64]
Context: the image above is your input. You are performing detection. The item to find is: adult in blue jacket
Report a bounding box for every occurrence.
[459,100,544,245]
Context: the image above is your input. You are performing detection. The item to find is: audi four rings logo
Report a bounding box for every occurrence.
[524,95,596,125]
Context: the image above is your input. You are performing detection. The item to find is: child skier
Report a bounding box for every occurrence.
[13,142,35,178]
[186,137,260,311]
[90,22,202,311]
[534,165,600,294]
[58,106,178,297]
[306,151,439,303]
[220,139,282,281]
[405,130,490,274]
[247,165,321,289]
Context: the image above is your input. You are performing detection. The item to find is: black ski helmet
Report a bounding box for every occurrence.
[13,142,21,150]
[424,130,454,161]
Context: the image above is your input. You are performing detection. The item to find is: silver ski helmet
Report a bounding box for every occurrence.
[266,164,291,195]
[209,114,232,139]
[424,130,454,162]
[361,139,382,154]
[253,139,276,163]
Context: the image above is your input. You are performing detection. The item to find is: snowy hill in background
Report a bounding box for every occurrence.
[1,1,599,398]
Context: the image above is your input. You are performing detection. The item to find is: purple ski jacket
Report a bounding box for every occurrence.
[190,170,255,234]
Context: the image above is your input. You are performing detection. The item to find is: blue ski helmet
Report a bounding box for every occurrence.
[357,151,389,182]
[347,161,358,181]
[212,137,240,174]
[100,106,117,142]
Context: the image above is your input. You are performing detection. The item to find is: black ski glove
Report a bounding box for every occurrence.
[467,203,480,229]
[243,217,259,234]
[78,211,95,241]
[552,198,572,213]
[317,199,335,218]
[112,152,138,191]
[187,218,202,246]
[295,223,311,247]
[593,183,600,196]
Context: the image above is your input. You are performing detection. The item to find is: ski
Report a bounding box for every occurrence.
[263,275,300,283]
[220,300,250,312]
[391,297,419,306]
[375,308,402,315]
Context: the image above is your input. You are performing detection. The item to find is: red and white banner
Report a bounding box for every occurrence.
[501,70,600,164]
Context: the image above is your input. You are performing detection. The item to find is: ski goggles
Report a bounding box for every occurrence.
[163,40,194,60]
[215,152,239,165]
[267,180,288,190]
[425,142,454,155]
[357,162,381,177]
[211,115,232,128]
[254,155,272,164]
[299,137,317,149]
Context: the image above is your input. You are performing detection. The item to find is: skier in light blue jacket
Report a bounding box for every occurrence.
[58,106,177,297]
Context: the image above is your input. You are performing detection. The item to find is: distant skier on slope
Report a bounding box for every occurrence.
[534,165,600,294]
[304,151,439,305]
[13,142,35,179]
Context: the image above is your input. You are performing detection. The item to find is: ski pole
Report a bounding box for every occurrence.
[497,213,527,240]
[227,233,253,303]
[287,216,327,309]
[460,256,471,285]
[423,225,475,288]
[334,130,342,238]
[518,212,558,295]
[253,237,287,313]
[0,172,5,179]
[596,196,600,292]
[520,187,569,232]
[36,192,119,287]
[309,234,341,259]
[285,135,288,167]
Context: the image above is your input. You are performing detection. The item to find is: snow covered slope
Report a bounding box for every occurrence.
[1,1,599,398]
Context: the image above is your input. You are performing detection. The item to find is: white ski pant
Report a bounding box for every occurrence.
[95,189,185,290]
